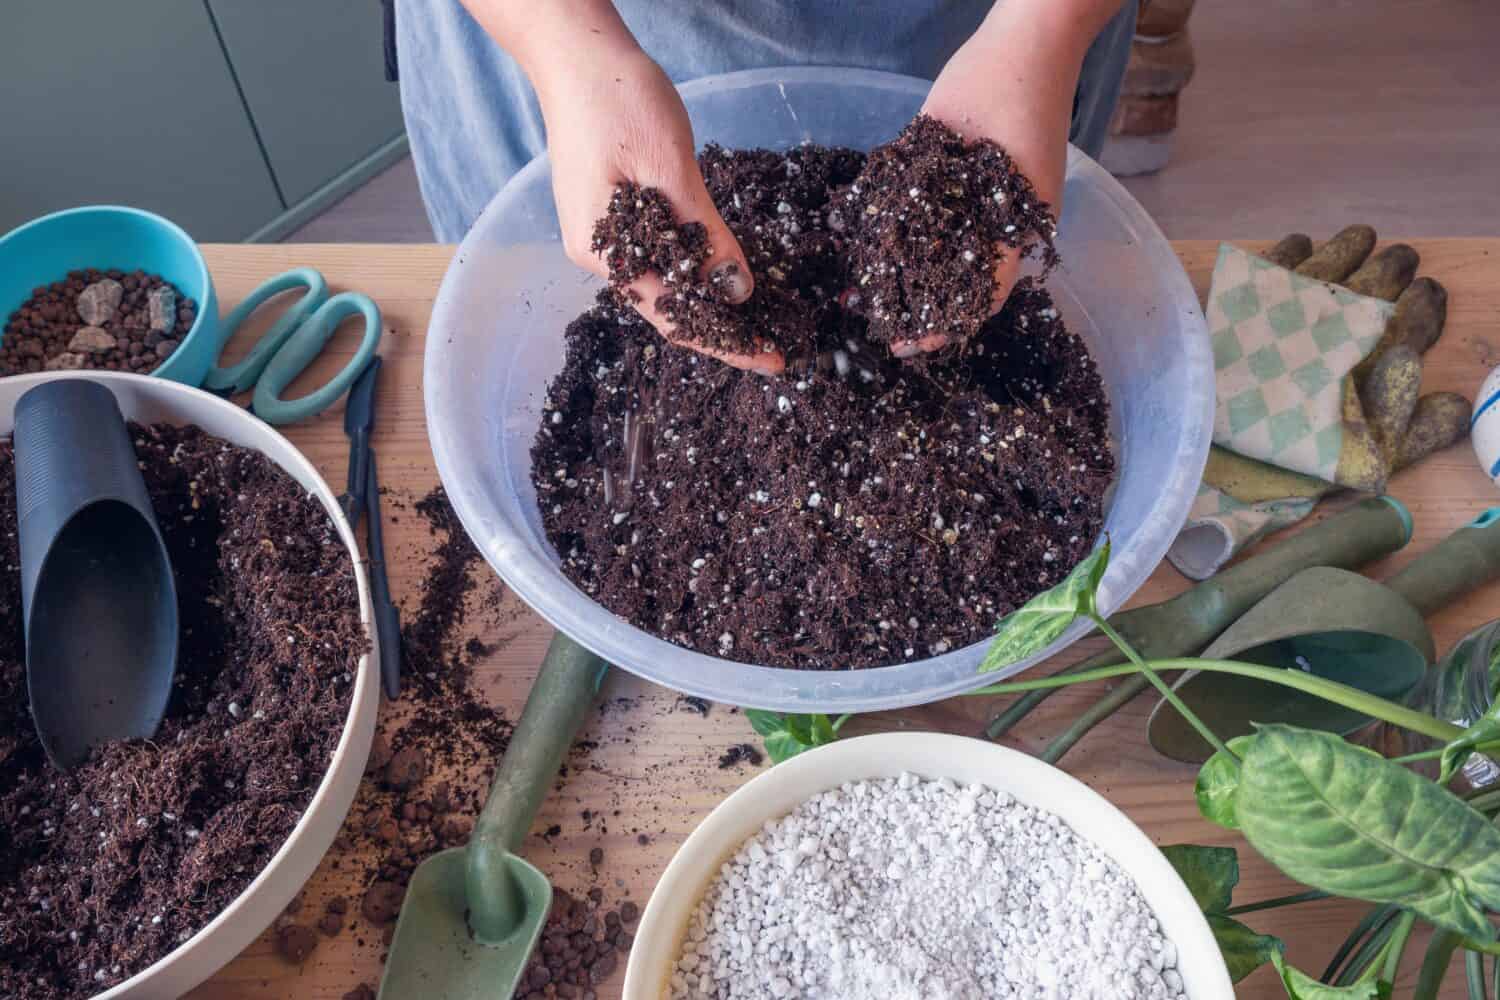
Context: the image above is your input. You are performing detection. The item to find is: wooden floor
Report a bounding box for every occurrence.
[285,0,1500,245]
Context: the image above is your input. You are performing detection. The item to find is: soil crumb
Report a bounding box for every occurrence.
[329,487,513,902]
[718,744,765,769]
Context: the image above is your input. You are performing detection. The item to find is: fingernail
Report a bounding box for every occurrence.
[710,262,753,304]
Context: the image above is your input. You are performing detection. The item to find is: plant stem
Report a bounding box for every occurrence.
[1385,911,1419,987]
[1468,949,1487,1000]
[1336,908,1401,986]
[1223,889,1329,916]
[1041,677,1149,763]
[973,658,1465,743]
[1090,617,1237,762]
[1323,903,1398,983]
[984,660,1112,739]
[1415,927,1461,999]
[1392,747,1448,764]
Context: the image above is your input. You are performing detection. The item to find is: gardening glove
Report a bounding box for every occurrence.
[1169,228,1469,580]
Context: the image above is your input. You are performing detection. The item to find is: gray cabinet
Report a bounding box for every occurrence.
[208,0,404,207]
[1,0,283,240]
[1,0,404,241]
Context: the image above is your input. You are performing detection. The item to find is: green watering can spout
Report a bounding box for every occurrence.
[1150,506,1500,763]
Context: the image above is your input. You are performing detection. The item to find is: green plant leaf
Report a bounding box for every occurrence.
[763,730,806,763]
[1207,914,1284,982]
[1236,725,1500,941]
[1442,717,1500,784]
[1272,952,1385,999]
[1161,844,1239,913]
[979,538,1110,673]
[783,715,817,746]
[1196,735,1256,830]
[747,712,851,764]
[745,709,784,738]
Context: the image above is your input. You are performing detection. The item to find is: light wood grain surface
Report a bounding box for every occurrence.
[182,240,1500,999]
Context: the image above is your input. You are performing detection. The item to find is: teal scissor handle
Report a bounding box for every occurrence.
[203,268,329,396]
[200,267,383,425]
[251,291,382,425]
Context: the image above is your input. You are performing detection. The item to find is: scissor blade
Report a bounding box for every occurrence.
[342,357,382,529]
[345,356,382,436]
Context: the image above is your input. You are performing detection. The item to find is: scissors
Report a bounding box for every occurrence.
[202,267,382,425]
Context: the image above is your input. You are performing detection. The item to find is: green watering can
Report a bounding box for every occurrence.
[379,634,608,999]
[1150,507,1500,763]
[986,497,1415,743]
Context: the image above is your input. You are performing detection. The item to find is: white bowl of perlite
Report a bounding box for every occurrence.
[624,732,1233,1000]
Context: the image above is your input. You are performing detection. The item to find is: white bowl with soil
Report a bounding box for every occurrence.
[426,67,1213,712]
[0,372,378,999]
[623,732,1233,999]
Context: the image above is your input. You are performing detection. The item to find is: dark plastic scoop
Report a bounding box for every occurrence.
[14,380,178,768]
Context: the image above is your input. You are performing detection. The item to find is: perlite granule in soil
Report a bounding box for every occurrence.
[671,774,1184,1000]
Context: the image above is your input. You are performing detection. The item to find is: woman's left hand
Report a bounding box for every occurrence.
[902,0,1120,356]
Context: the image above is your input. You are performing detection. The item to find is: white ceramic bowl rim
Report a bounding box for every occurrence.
[623,732,1234,999]
[0,373,379,1000]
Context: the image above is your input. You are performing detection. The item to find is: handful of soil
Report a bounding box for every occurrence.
[536,139,1111,671]
[0,424,364,999]
[591,144,864,356]
[842,115,1058,347]
[1,268,196,375]
[590,117,1055,355]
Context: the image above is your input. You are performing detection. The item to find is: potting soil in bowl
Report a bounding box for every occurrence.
[534,120,1112,669]
[0,423,363,999]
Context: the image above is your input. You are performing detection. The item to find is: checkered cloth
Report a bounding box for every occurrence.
[1168,244,1396,580]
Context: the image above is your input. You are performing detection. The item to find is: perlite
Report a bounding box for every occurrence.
[670,773,1184,1000]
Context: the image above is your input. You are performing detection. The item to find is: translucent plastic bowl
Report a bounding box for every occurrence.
[425,67,1212,713]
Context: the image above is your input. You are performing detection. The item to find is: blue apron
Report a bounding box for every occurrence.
[395,0,1136,241]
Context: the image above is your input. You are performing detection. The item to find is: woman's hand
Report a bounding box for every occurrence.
[470,0,779,374]
[900,0,1120,356]
[539,52,787,374]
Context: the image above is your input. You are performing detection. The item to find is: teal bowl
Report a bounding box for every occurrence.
[0,206,220,385]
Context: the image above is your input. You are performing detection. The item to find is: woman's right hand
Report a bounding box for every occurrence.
[529,44,782,374]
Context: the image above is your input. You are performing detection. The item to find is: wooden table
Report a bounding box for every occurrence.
[187,240,1500,999]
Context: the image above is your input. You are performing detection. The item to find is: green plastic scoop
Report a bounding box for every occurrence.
[1150,507,1500,763]
[379,634,607,999]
